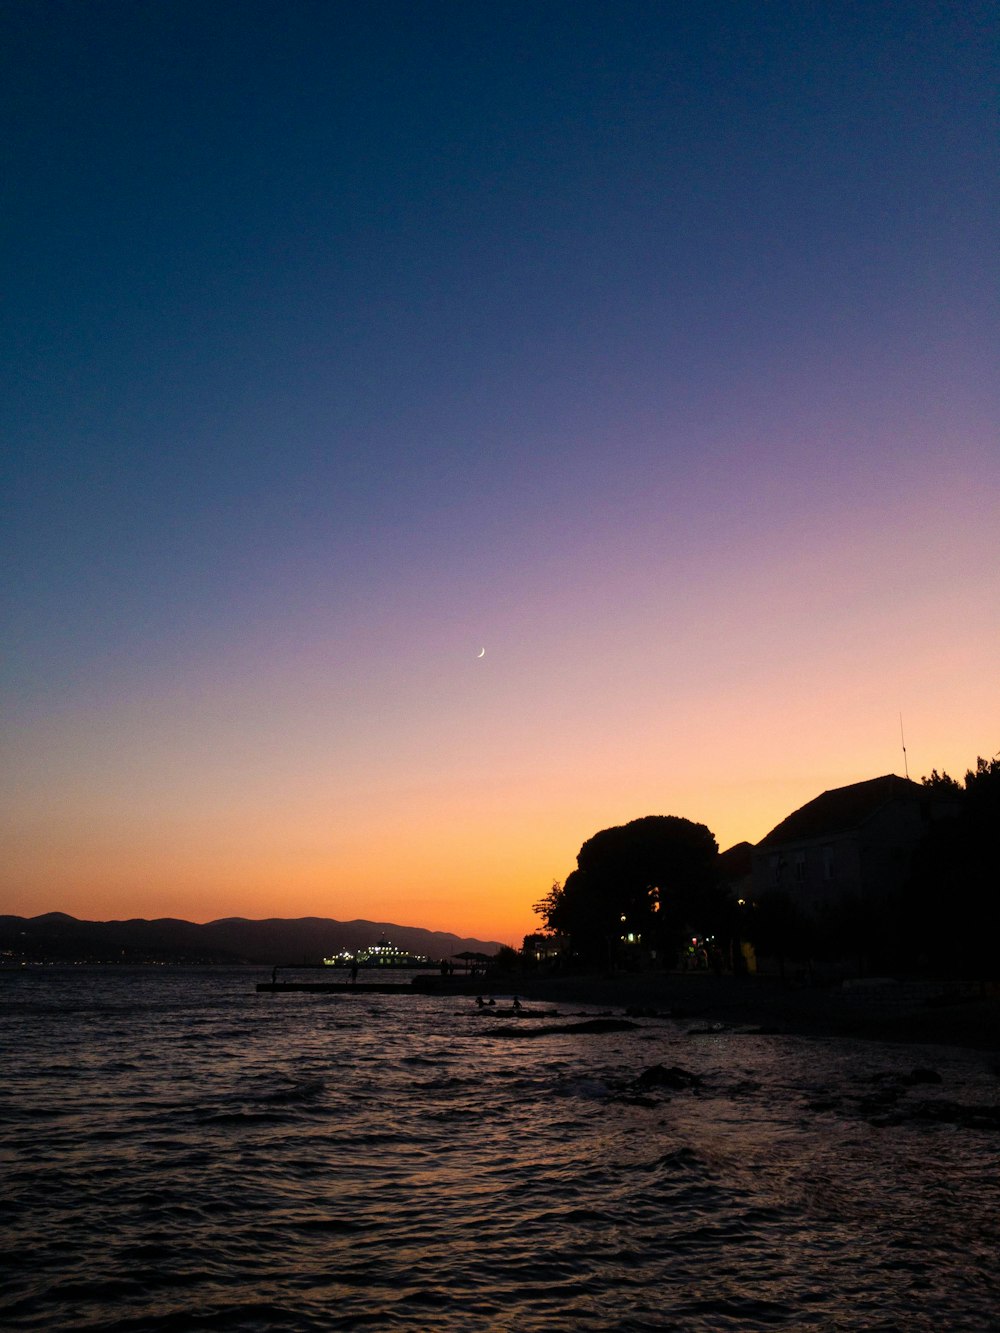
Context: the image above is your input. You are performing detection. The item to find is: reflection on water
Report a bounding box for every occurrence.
[2,967,998,1330]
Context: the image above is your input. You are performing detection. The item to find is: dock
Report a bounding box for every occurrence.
[256,981,422,994]
[256,976,491,995]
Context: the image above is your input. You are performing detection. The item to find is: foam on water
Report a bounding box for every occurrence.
[1,966,998,1330]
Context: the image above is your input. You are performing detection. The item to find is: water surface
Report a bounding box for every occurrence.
[2,967,997,1330]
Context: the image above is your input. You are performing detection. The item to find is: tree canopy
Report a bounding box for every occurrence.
[906,755,1000,976]
[535,815,721,966]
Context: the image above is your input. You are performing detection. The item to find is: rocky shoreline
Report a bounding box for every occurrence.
[504,971,1000,1053]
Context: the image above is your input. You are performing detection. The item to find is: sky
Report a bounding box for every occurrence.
[2,1,997,944]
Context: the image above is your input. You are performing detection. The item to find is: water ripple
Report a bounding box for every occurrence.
[2,967,998,1330]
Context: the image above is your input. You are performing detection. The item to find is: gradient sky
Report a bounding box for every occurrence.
[3,1,997,944]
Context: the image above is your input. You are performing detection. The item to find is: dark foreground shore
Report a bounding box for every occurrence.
[505,971,1000,1053]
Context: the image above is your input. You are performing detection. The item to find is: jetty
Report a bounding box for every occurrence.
[256,981,423,994]
[256,975,491,995]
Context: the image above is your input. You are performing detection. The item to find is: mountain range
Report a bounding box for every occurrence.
[0,913,506,965]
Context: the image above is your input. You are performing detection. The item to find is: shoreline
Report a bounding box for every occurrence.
[504,971,1000,1053]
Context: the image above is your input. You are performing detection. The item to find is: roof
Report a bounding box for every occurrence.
[756,775,925,848]
[719,841,754,878]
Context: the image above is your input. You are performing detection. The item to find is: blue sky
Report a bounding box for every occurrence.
[3,1,996,937]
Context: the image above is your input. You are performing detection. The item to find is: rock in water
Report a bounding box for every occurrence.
[636,1064,702,1091]
[903,1067,943,1085]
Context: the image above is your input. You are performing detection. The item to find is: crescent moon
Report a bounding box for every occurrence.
[477,647,486,658]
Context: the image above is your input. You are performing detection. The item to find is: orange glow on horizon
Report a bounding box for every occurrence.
[4,2,997,954]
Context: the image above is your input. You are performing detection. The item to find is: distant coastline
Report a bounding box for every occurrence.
[0,912,505,967]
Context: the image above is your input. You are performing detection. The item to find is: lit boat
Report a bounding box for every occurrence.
[322,937,431,968]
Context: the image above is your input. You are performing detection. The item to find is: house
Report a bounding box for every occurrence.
[750,774,958,913]
[522,932,569,965]
[719,840,754,903]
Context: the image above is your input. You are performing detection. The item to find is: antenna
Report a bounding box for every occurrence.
[899,713,909,779]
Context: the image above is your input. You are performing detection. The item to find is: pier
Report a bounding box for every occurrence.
[256,981,420,993]
[256,975,491,995]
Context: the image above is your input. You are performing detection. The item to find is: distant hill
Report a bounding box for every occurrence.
[0,913,506,965]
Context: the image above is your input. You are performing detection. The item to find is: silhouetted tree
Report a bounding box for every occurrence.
[904,756,1000,977]
[921,769,963,793]
[965,754,1000,813]
[532,882,563,928]
[492,945,519,973]
[535,815,721,967]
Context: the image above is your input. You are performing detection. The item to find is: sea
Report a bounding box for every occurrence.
[1,966,998,1332]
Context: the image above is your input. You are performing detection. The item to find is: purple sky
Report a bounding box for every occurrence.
[2,1,996,940]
